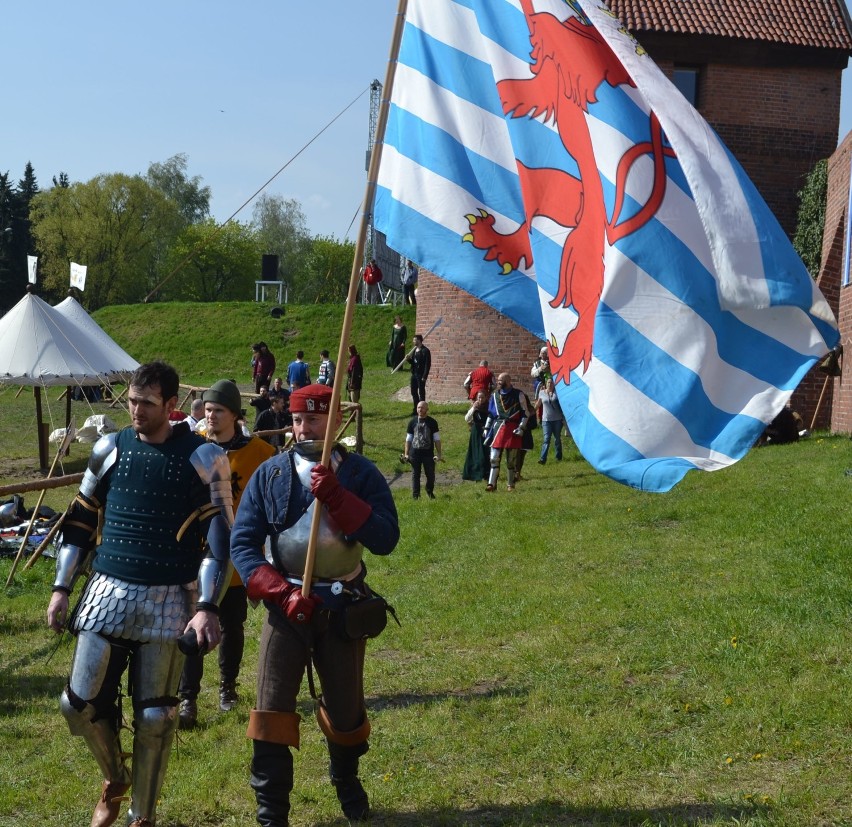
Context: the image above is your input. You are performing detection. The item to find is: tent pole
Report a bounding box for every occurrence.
[34,386,48,471]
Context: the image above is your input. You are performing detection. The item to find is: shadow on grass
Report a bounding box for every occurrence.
[319,800,767,826]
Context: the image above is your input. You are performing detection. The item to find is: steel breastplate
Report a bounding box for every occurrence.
[271,442,364,579]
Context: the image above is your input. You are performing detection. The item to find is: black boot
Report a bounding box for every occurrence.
[328,741,370,821]
[251,741,293,827]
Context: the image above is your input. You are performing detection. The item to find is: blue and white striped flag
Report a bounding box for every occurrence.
[374,0,839,492]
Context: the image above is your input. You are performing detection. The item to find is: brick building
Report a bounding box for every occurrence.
[822,134,852,433]
[412,0,852,427]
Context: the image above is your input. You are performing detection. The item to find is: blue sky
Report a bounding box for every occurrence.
[2,0,851,241]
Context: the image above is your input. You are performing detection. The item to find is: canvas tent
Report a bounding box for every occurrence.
[0,290,138,469]
[54,295,139,372]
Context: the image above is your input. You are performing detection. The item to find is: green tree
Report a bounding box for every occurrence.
[251,193,311,293]
[160,218,262,302]
[147,153,210,224]
[298,235,356,303]
[0,166,38,311]
[30,173,182,310]
[793,158,828,279]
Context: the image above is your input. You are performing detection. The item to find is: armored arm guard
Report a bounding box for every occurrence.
[52,543,89,594]
[79,432,119,499]
[190,442,235,527]
[54,434,119,593]
[190,442,235,611]
[197,514,232,611]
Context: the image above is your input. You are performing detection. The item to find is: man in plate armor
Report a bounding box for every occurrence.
[230,383,399,826]
[483,373,531,492]
[46,361,234,827]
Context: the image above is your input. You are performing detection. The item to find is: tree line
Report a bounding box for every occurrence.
[0,154,355,314]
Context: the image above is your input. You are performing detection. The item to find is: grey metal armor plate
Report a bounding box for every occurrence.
[71,572,195,643]
[79,432,119,499]
[270,444,363,579]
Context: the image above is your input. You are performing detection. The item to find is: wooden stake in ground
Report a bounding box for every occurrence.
[301,0,409,595]
[5,423,76,588]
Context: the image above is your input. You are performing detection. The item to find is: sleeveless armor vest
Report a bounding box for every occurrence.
[93,427,208,585]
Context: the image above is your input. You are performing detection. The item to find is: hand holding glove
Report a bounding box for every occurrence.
[246,563,321,624]
[310,463,372,535]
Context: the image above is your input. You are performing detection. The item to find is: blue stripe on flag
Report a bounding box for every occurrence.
[399,24,505,119]
[615,221,819,390]
[385,106,524,223]
[593,305,768,454]
[558,373,700,492]
[375,185,545,336]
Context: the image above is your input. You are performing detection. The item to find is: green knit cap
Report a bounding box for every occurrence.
[202,380,242,416]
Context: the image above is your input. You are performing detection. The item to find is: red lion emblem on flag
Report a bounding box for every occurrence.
[463,0,673,382]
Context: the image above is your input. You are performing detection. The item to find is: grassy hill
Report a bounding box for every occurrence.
[1,301,851,826]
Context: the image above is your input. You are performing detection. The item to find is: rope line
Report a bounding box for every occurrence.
[144,86,370,303]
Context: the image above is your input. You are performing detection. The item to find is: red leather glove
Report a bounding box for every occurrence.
[246,563,321,624]
[310,464,372,535]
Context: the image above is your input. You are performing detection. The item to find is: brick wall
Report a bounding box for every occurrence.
[414,271,543,403]
[824,135,852,434]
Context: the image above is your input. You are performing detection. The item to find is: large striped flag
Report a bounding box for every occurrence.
[374,0,839,492]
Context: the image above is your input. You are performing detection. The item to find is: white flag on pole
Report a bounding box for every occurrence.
[26,256,37,284]
[70,262,87,291]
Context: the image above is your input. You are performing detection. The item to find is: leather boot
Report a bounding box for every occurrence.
[251,741,293,827]
[90,779,131,827]
[328,742,370,821]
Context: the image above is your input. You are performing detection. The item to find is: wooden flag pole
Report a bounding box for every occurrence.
[301,0,409,596]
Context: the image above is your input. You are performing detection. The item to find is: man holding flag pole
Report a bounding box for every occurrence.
[228,8,405,822]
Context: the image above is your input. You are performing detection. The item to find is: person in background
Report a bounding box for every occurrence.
[462,390,490,482]
[46,361,233,827]
[407,334,431,414]
[483,373,530,492]
[386,315,407,370]
[268,377,286,400]
[229,384,399,825]
[362,258,383,305]
[287,351,311,392]
[530,345,551,397]
[403,260,417,306]
[186,397,206,430]
[403,401,443,499]
[346,344,364,403]
[253,342,276,394]
[537,378,564,464]
[317,350,336,387]
[254,393,292,450]
[178,380,276,729]
[250,385,272,427]
[463,359,495,401]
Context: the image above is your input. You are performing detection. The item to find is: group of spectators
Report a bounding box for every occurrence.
[457,347,567,492]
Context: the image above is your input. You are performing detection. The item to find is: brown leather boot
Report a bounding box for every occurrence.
[90,779,131,827]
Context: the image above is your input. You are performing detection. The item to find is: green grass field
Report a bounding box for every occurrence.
[1,302,850,826]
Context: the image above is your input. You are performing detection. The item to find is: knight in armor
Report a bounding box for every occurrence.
[230,383,399,826]
[482,373,532,492]
[46,362,234,827]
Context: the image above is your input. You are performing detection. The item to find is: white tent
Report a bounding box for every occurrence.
[54,295,139,375]
[0,291,138,469]
[0,292,137,387]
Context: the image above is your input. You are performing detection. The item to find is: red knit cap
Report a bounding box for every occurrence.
[289,383,334,414]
